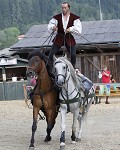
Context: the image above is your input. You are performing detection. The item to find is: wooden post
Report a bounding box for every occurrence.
[23,84,28,103]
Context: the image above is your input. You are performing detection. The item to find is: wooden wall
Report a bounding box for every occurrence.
[0,81,28,100]
[76,53,120,83]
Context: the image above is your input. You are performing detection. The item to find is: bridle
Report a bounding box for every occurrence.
[27,57,46,79]
[27,56,54,96]
[54,60,70,86]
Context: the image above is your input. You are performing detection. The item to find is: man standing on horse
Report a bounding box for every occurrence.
[48,2,82,68]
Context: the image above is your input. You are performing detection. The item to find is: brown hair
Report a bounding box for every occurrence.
[62,2,70,8]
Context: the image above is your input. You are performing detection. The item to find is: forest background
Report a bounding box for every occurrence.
[0,0,120,50]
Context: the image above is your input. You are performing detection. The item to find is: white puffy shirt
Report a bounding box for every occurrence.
[48,13,82,35]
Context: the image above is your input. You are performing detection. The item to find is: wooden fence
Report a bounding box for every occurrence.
[0,81,28,100]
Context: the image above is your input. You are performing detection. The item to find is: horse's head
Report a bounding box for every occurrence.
[54,55,70,87]
[27,50,48,78]
[27,56,41,78]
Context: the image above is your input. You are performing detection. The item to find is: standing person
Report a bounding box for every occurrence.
[101,65,111,104]
[48,2,82,68]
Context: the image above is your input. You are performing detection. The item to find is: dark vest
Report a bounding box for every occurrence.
[53,13,80,47]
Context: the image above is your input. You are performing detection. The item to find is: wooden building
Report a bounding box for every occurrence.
[11,19,120,82]
[0,49,28,100]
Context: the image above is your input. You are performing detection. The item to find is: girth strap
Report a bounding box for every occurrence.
[59,92,80,104]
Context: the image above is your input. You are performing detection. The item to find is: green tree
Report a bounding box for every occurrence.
[0,27,20,50]
[0,30,6,50]
[0,0,120,34]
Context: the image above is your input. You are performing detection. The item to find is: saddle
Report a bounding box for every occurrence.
[76,74,94,115]
[76,74,93,94]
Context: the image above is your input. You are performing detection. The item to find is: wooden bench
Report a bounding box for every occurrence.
[94,83,120,97]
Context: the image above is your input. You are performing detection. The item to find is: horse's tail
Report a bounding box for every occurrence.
[81,87,95,120]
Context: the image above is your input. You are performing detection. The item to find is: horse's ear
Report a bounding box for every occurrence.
[40,48,44,53]
[53,55,57,61]
[64,53,67,59]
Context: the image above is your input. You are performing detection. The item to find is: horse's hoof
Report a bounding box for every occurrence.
[29,146,34,150]
[76,138,81,142]
[59,146,65,150]
[44,135,52,142]
[60,143,65,150]
[71,140,76,144]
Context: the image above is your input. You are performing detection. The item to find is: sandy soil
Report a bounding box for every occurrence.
[0,98,120,150]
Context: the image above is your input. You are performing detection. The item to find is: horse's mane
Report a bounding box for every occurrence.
[56,57,79,88]
[28,49,53,76]
[28,49,49,62]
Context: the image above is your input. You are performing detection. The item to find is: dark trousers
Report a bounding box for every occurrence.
[49,43,76,68]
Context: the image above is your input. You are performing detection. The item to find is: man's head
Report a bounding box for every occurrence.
[75,68,81,74]
[61,2,70,15]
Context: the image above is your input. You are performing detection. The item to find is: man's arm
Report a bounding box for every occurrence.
[66,19,82,34]
[48,18,58,34]
[102,71,110,77]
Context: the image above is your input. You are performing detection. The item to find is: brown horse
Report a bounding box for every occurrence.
[27,50,59,148]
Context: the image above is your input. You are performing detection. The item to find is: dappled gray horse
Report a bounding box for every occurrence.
[54,55,95,149]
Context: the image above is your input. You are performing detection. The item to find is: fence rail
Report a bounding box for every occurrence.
[94,83,120,97]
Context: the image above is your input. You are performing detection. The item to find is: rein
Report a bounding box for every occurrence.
[72,32,103,71]
[61,32,103,71]
[42,31,54,47]
[36,63,55,95]
[72,32,103,54]
[37,63,56,113]
[36,32,58,97]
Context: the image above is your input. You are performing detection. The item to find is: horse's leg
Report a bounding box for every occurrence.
[76,113,82,142]
[29,106,39,148]
[44,108,57,142]
[71,107,79,143]
[44,123,54,142]
[60,104,67,148]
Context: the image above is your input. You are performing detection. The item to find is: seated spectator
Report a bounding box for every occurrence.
[110,75,116,83]
[75,68,93,93]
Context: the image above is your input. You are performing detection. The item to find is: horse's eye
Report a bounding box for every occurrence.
[63,66,66,69]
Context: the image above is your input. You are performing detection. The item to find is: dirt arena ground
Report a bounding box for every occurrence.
[0,98,120,150]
